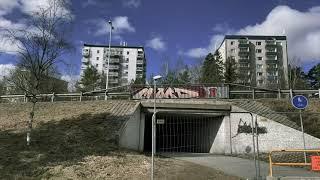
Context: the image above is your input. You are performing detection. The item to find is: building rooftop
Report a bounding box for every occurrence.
[84,43,144,49]
[224,35,287,40]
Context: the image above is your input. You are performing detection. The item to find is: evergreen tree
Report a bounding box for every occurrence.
[78,65,100,91]
[178,66,191,84]
[201,52,224,83]
[307,63,320,89]
[224,57,238,83]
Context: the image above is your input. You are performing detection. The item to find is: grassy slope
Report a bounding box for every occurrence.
[0,101,239,179]
[257,99,320,138]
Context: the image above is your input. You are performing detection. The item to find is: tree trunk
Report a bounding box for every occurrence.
[27,99,36,146]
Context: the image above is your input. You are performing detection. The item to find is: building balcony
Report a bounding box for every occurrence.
[108,72,119,76]
[82,49,90,57]
[267,76,278,81]
[109,58,120,63]
[108,65,119,70]
[238,51,250,56]
[137,60,144,64]
[265,40,277,47]
[239,47,250,52]
[266,60,278,64]
[109,78,119,84]
[239,58,250,63]
[238,38,249,47]
[266,51,277,56]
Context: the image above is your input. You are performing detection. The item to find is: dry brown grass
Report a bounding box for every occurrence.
[0,101,240,179]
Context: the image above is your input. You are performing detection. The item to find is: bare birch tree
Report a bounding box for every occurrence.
[3,0,73,145]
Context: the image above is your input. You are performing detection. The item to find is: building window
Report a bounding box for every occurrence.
[256,49,262,53]
[258,80,264,85]
[257,57,263,61]
[96,57,99,60]
[231,56,235,60]
[127,51,129,55]
[230,41,234,45]
[256,42,261,46]
[126,58,129,62]
[257,72,263,76]
[96,64,98,68]
[257,64,263,69]
[97,50,100,53]
[230,49,235,53]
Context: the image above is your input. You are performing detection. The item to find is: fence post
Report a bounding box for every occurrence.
[51,92,55,102]
[289,89,293,99]
[24,93,28,102]
[252,88,255,100]
[277,89,281,99]
[79,92,82,102]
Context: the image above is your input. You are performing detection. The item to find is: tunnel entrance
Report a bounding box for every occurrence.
[144,113,223,153]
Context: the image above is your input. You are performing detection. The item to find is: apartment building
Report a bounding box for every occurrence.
[81,43,146,87]
[216,35,289,88]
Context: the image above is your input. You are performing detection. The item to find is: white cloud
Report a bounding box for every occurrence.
[81,0,97,8]
[122,0,141,8]
[0,0,19,16]
[0,0,73,55]
[0,64,15,79]
[184,35,224,58]
[185,5,320,63]
[146,37,166,51]
[92,16,135,40]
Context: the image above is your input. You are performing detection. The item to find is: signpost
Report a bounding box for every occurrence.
[291,95,309,164]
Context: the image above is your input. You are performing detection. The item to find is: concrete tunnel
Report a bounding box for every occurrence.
[119,101,232,154]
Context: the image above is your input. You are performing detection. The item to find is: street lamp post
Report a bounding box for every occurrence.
[151,75,162,180]
[105,20,113,100]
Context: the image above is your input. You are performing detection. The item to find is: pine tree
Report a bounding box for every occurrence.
[308,63,320,89]
[78,65,100,91]
[178,66,191,84]
[201,52,224,84]
[224,56,238,83]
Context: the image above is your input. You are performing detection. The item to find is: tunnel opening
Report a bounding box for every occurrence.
[144,113,223,153]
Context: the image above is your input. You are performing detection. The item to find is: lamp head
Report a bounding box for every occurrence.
[153,75,162,81]
[108,20,112,24]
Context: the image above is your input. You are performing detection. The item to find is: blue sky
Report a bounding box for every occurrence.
[1,0,320,82]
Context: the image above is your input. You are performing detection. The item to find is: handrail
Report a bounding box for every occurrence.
[269,149,320,177]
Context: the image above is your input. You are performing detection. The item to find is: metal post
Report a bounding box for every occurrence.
[80,92,82,102]
[277,89,281,99]
[51,92,55,102]
[318,89,320,99]
[299,109,307,163]
[289,89,293,99]
[23,93,28,102]
[252,88,255,100]
[105,20,112,101]
[255,116,261,179]
[151,81,156,180]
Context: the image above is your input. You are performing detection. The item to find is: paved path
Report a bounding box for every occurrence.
[162,153,320,179]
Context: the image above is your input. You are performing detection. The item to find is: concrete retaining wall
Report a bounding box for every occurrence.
[228,106,320,154]
[119,104,144,151]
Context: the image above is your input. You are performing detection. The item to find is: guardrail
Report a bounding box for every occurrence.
[0,84,319,102]
[269,149,320,177]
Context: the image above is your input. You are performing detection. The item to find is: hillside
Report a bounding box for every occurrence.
[0,101,239,179]
[257,99,320,138]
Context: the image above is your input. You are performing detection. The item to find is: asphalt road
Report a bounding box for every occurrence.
[161,153,320,179]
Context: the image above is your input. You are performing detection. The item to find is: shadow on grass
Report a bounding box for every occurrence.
[0,112,129,179]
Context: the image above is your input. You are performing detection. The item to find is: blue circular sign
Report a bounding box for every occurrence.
[291,95,308,109]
